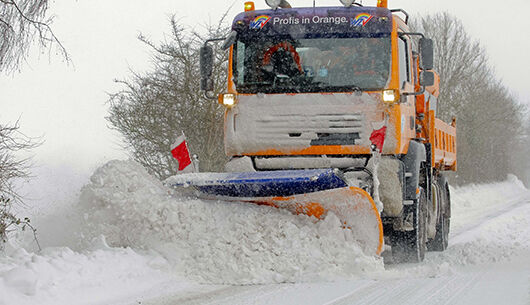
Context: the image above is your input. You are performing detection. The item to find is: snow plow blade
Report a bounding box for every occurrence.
[169,169,383,256]
[240,187,383,256]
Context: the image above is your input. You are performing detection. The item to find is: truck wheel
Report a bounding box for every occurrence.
[392,188,428,263]
[428,182,450,251]
[427,212,449,251]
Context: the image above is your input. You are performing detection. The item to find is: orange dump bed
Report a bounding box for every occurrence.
[428,110,457,171]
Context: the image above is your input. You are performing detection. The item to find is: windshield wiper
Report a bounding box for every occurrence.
[349,85,362,92]
[237,81,273,87]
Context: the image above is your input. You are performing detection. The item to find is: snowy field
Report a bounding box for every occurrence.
[1,160,529,305]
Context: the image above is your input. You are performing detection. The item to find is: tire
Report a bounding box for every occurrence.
[392,188,428,263]
[427,212,449,251]
[428,180,450,251]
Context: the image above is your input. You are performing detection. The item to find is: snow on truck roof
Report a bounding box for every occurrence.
[232,6,393,37]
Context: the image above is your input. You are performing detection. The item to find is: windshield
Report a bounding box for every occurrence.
[233,35,391,94]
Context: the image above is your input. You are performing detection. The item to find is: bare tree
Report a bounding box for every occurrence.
[0,0,68,73]
[1,0,66,247]
[107,16,230,179]
[0,121,41,247]
[414,13,527,184]
[412,12,490,120]
[0,122,35,200]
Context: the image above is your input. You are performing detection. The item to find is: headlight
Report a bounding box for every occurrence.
[265,0,282,9]
[218,93,237,108]
[382,89,399,104]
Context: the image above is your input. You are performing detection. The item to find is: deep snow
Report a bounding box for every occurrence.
[78,160,383,284]
[0,160,528,305]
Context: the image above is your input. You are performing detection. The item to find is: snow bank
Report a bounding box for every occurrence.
[441,203,530,266]
[451,174,528,223]
[78,160,383,284]
[0,238,185,305]
[437,175,530,266]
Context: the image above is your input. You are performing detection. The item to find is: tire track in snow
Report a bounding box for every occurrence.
[423,272,482,305]
[144,284,291,305]
[324,272,482,305]
[142,286,251,305]
[319,282,377,305]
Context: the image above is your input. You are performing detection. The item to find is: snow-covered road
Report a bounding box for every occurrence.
[1,161,529,305]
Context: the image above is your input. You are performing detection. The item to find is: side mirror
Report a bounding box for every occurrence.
[420,71,435,87]
[200,45,214,91]
[419,38,434,70]
[221,31,237,50]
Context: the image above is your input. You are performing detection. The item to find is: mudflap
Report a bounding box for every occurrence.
[214,187,384,256]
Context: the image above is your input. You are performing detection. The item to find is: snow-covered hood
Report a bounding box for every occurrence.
[224,92,387,156]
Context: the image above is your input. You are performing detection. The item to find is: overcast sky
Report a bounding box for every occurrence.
[1,0,529,191]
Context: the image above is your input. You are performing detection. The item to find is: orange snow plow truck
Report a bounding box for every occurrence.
[181,0,457,263]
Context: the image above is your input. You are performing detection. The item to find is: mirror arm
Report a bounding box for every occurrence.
[204,37,227,45]
[398,32,425,39]
[390,9,410,24]
[402,86,425,97]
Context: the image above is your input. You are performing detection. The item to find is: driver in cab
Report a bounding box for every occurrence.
[261,41,303,81]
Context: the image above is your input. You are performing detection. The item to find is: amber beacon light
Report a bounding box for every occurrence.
[244,1,255,11]
[377,0,388,7]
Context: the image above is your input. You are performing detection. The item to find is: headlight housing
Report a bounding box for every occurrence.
[382,89,400,104]
[218,93,237,108]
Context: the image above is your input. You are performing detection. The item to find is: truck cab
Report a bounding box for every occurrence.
[209,5,437,169]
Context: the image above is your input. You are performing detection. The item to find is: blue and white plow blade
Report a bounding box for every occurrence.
[169,169,384,256]
[170,169,348,197]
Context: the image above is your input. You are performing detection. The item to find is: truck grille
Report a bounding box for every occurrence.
[255,113,365,145]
